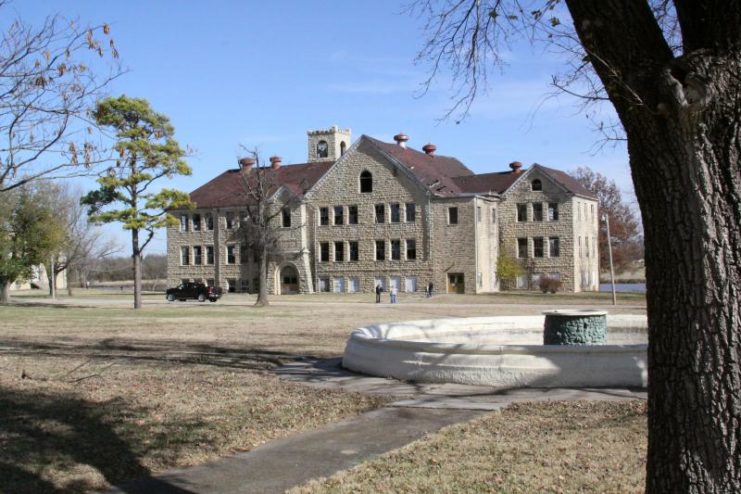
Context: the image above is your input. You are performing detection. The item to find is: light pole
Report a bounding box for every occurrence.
[602,213,617,305]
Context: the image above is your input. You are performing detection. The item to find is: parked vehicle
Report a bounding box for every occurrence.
[166,282,222,302]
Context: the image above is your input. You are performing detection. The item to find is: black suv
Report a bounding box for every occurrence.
[166,282,223,303]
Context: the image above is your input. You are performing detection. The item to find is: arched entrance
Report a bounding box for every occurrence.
[279,265,299,294]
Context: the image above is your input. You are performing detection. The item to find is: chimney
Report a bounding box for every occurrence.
[269,155,282,169]
[238,157,255,171]
[393,132,409,148]
[422,143,437,156]
[509,161,523,174]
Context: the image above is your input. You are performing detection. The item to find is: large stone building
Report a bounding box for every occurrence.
[167,126,599,294]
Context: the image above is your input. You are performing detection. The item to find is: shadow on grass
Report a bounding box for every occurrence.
[0,337,312,371]
[0,385,198,493]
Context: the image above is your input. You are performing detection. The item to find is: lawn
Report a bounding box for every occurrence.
[0,291,646,493]
[291,400,647,494]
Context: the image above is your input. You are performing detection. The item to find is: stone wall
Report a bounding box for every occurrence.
[499,167,598,292]
[307,140,433,293]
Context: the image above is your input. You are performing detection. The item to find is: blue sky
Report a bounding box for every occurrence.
[11,1,632,254]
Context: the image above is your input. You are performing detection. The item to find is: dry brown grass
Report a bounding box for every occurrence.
[0,294,646,493]
[291,400,647,494]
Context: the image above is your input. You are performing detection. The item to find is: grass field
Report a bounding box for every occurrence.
[0,290,646,493]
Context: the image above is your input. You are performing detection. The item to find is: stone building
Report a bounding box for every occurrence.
[167,126,599,294]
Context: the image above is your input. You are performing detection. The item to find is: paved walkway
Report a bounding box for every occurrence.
[107,358,646,494]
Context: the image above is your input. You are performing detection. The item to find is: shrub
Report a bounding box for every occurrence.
[539,276,562,294]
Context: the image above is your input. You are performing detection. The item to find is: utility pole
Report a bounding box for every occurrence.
[602,213,617,305]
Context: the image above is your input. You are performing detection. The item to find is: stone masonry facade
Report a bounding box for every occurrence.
[167,127,599,294]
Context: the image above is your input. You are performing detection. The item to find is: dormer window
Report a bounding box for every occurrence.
[531,179,542,191]
[317,140,329,158]
[360,170,373,193]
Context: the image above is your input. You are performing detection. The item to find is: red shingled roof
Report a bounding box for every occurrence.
[365,136,473,196]
[189,161,334,209]
[534,165,597,200]
[452,171,520,194]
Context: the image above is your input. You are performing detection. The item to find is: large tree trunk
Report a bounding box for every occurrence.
[132,229,142,309]
[565,2,741,492]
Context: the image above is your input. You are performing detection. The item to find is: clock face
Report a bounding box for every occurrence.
[317,140,328,157]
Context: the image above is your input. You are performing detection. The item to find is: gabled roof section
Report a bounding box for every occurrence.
[189,161,334,209]
[365,136,474,197]
[531,164,597,200]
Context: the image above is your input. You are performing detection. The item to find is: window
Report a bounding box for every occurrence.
[406,239,417,260]
[391,239,401,260]
[206,246,214,265]
[375,240,385,261]
[227,278,236,293]
[192,213,201,231]
[349,241,359,261]
[226,212,236,229]
[240,244,250,264]
[180,215,188,232]
[334,241,344,262]
[334,206,344,225]
[517,238,528,259]
[205,213,214,231]
[533,237,544,257]
[206,278,215,287]
[477,206,482,222]
[585,237,590,258]
[405,277,418,292]
[348,205,358,224]
[348,277,360,292]
[548,203,559,221]
[193,246,202,265]
[320,242,329,262]
[226,245,236,264]
[333,277,345,293]
[531,179,542,191]
[448,207,458,224]
[517,204,527,222]
[591,204,595,220]
[282,208,291,227]
[319,277,330,292]
[319,207,329,226]
[491,207,497,223]
[180,246,190,265]
[375,204,385,223]
[405,203,416,223]
[360,170,373,193]
[240,279,249,292]
[549,237,560,257]
[579,236,583,257]
[533,203,543,222]
[390,203,401,223]
[340,141,347,155]
[317,140,328,158]
[578,203,582,221]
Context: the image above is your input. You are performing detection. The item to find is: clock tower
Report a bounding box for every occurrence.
[307,125,351,162]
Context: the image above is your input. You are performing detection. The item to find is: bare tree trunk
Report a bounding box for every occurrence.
[255,248,269,307]
[132,228,142,309]
[0,279,10,304]
[49,255,56,300]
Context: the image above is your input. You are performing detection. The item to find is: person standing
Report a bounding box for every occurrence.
[426,281,434,298]
[375,283,382,303]
[390,285,398,304]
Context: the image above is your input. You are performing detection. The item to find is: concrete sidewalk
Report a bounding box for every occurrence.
[107,358,646,494]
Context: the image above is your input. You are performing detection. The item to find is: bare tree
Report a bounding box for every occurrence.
[414,1,741,491]
[43,183,119,296]
[234,152,305,307]
[0,2,121,194]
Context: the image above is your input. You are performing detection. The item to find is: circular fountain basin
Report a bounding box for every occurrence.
[342,315,648,388]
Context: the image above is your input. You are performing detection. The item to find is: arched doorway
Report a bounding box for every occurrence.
[279,265,299,294]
